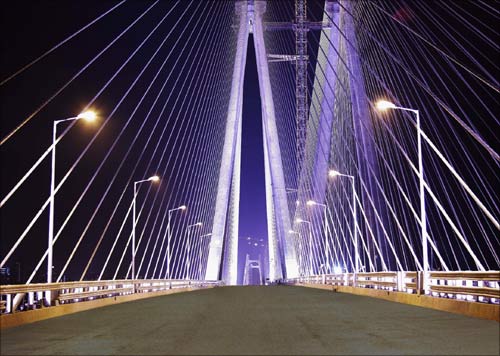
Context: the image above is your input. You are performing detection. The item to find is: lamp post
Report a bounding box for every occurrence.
[198,233,212,280]
[185,222,202,280]
[167,205,187,279]
[289,230,302,276]
[306,200,330,274]
[296,219,312,275]
[376,100,427,291]
[328,169,358,275]
[132,175,160,282]
[48,110,96,285]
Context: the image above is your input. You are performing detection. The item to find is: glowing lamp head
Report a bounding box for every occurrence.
[180,205,187,211]
[149,175,160,182]
[306,200,316,206]
[196,222,203,226]
[77,110,97,122]
[328,170,340,178]
[296,218,303,223]
[288,230,295,234]
[333,265,343,274]
[375,100,396,111]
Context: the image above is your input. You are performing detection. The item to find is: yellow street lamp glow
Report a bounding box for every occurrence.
[375,100,396,111]
[149,175,160,182]
[77,110,97,122]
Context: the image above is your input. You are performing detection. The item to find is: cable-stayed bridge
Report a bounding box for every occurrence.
[0,0,499,354]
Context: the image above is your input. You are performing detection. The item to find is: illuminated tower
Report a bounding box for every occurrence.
[205,0,299,284]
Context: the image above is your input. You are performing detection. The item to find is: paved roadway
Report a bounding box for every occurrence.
[1,285,498,355]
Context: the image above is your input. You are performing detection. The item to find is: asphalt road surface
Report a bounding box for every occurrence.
[1,285,499,355]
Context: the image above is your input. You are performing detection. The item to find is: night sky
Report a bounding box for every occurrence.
[238,35,269,283]
[240,37,267,243]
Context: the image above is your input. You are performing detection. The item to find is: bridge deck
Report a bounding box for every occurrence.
[1,286,498,355]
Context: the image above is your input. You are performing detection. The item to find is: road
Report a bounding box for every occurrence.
[1,285,498,355]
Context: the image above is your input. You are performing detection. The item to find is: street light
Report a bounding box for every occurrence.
[76,111,97,122]
[375,100,397,111]
[166,205,187,279]
[185,222,202,280]
[376,100,427,290]
[296,219,313,276]
[48,110,97,285]
[198,233,212,280]
[328,169,358,275]
[132,176,160,282]
[306,200,330,274]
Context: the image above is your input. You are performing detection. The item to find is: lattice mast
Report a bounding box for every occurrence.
[295,0,308,181]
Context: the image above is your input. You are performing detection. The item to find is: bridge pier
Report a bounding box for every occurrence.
[205,1,249,285]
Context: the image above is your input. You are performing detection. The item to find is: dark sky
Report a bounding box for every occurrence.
[238,35,269,283]
[240,36,267,242]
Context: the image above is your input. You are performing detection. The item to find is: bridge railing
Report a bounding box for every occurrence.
[0,279,223,314]
[285,271,500,304]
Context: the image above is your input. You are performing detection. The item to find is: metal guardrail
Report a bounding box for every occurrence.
[428,271,500,301]
[0,279,223,314]
[285,271,500,304]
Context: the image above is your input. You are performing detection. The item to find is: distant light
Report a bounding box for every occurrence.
[247,237,251,240]
[295,200,300,206]
[328,170,340,178]
[333,265,343,274]
[254,243,258,246]
[180,205,187,210]
[149,175,160,182]
[288,230,296,234]
[77,110,97,122]
[306,200,316,206]
[196,222,203,226]
[296,218,303,223]
[375,100,396,111]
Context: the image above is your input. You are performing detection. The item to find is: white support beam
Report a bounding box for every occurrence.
[222,113,242,285]
[205,1,248,283]
[254,0,299,279]
[262,115,282,281]
[309,0,339,205]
